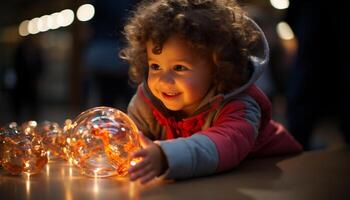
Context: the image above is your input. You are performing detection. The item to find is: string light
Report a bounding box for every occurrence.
[18,4,94,36]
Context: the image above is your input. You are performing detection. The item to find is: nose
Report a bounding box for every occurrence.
[159,70,175,85]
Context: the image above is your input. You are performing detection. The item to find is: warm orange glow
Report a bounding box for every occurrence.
[24,161,30,168]
[93,171,100,194]
[128,182,140,200]
[130,160,137,166]
[26,174,31,196]
[90,127,141,177]
[94,168,101,177]
[61,168,65,177]
[47,151,51,161]
[66,107,141,177]
[69,167,73,177]
[46,165,50,177]
[68,157,73,165]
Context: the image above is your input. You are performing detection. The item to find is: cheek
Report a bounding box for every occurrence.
[191,72,212,89]
[147,75,158,94]
[182,76,209,98]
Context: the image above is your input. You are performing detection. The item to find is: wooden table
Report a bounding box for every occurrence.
[1,148,349,200]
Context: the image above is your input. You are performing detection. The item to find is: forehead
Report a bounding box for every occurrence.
[146,35,208,62]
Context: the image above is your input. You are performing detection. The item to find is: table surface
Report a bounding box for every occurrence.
[1,148,350,200]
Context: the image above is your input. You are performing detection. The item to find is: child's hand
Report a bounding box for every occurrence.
[129,133,168,184]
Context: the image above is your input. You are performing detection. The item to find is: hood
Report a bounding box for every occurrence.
[223,16,270,99]
[141,16,269,117]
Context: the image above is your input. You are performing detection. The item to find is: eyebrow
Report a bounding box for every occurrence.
[147,56,194,64]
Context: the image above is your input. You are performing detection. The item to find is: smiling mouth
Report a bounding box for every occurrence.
[161,92,181,98]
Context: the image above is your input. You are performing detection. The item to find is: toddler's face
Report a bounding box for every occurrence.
[147,35,214,116]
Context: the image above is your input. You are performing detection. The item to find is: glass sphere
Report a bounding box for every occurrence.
[65,107,141,177]
[37,121,68,159]
[1,121,48,175]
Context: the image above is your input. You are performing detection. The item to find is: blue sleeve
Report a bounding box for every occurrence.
[158,134,219,179]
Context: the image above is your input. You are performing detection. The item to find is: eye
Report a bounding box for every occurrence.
[173,65,188,71]
[149,64,160,70]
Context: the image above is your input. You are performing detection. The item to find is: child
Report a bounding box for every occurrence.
[120,0,302,184]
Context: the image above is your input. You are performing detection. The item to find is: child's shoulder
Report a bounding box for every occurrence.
[212,85,271,121]
[221,85,270,108]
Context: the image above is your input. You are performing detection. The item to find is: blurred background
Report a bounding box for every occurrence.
[0,0,348,150]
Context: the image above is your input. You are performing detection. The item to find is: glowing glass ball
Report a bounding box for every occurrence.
[37,121,68,159]
[65,107,141,177]
[0,121,48,175]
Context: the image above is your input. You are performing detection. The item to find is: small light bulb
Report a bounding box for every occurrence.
[130,160,137,166]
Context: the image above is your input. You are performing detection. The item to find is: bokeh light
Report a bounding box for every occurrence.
[270,0,289,10]
[60,9,75,27]
[276,21,295,40]
[18,8,76,36]
[77,4,95,22]
[28,18,40,35]
[18,20,30,36]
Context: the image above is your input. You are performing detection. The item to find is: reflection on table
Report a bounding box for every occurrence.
[1,148,349,200]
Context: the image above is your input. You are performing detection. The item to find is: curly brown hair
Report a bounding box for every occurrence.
[120,0,259,93]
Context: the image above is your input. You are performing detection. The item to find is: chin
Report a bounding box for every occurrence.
[163,103,182,111]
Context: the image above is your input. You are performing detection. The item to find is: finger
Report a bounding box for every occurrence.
[129,158,150,173]
[138,133,152,147]
[140,171,157,184]
[129,164,153,181]
[131,149,148,158]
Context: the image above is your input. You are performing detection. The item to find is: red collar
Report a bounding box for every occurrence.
[138,85,223,139]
